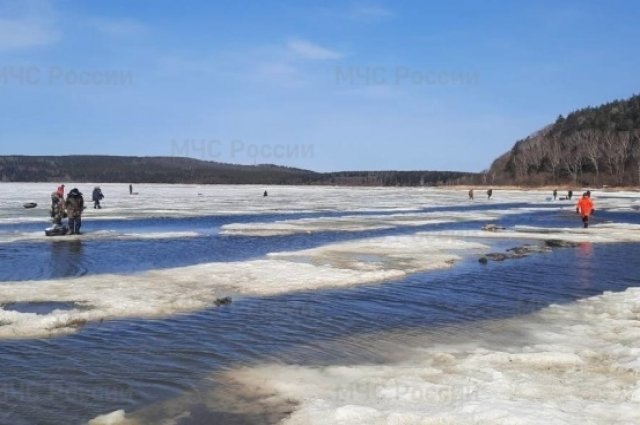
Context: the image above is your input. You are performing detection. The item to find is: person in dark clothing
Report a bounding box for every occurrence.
[468,189,474,200]
[553,189,557,200]
[92,187,104,209]
[263,190,268,197]
[487,188,493,199]
[568,189,573,200]
[65,188,84,235]
[129,184,133,195]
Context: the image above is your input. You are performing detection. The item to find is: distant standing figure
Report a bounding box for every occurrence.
[576,192,594,228]
[65,188,85,235]
[487,188,493,199]
[553,189,557,200]
[468,189,474,200]
[568,189,573,200]
[129,184,133,195]
[263,190,268,197]
[92,186,104,209]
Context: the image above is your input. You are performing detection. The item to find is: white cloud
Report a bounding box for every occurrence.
[92,18,146,37]
[338,84,403,100]
[287,38,343,60]
[0,17,58,50]
[0,0,59,50]
[349,4,394,21]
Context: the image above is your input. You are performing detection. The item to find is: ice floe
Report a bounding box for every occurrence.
[0,230,202,244]
[0,234,486,339]
[2,183,612,225]
[422,223,640,244]
[89,286,640,425]
[222,286,640,425]
[220,209,533,237]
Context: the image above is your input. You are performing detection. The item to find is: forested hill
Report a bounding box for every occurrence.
[0,155,476,186]
[0,156,320,184]
[487,94,640,186]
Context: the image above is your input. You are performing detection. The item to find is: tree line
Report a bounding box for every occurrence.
[0,155,477,186]
[488,94,640,186]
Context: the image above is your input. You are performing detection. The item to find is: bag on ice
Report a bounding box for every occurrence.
[45,224,69,237]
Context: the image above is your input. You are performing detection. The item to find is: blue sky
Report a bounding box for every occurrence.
[0,0,638,172]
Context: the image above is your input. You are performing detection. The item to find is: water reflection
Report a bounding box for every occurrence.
[576,242,593,288]
[49,240,85,278]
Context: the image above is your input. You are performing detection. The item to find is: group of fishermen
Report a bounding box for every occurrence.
[50,185,104,235]
[467,187,596,228]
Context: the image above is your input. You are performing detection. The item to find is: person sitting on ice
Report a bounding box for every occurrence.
[92,186,104,209]
[65,188,85,235]
[576,192,595,228]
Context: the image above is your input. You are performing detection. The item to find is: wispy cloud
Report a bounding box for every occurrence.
[0,17,59,50]
[92,18,146,37]
[337,84,402,100]
[287,38,343,60]
[0,0,59,50]
[348,4,394,22]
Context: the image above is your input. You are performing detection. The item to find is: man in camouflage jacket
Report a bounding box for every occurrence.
[50,191,65,225]
[65,188,84,235]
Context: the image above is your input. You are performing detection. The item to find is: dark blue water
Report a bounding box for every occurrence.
[0,204,639,424]
[2,203,631,282]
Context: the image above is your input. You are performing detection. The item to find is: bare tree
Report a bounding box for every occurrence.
[545,134,562,182]
[560,133,585,183]
[581,129,601,183]
[612,131,632,184]
[601,131,617,176]
[630,130,640,185]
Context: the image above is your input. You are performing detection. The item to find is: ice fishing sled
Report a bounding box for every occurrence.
[45,225,69,237]
[23,202,38,209]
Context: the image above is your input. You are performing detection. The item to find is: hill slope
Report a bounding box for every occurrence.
[487,94,640,186]
[0,156,319,184]
[0,155,476,186]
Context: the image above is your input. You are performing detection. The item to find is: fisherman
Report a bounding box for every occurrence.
[92,186,104,209]
[576,192,595,228]
[46,190,68,236]
[263,190,268,197]
[553,189,557,200]
[487,188,493,199]
[129,184,133,195]
[56,184,65,199]
[50,191,65,226]
[65,188,85,235]
[568,189,573,200]
[468,189,474,200]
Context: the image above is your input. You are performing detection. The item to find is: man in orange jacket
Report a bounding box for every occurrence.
[576,192,595,228]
